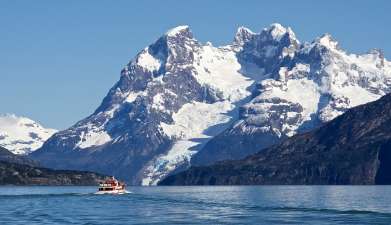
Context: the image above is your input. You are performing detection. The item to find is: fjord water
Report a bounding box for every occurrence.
[1,186,391,224]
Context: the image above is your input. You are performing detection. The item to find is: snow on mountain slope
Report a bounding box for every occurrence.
[192,44,255,101]
[142,101,234,185]
[192,31,391,166]
[31,23,391,185]
[140,39,271,185]
[31,25,271,185]
[250,34,391,134]
[0,114,57,155]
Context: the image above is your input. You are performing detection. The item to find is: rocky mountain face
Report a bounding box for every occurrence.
[159,93,391,185]
[0,146,39,167]
[0,146,106,185]
[0,161,107,185]
[31,24,391,185]
[192,29,391,166]
[0,114,57,155]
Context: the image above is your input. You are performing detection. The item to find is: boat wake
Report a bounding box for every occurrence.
[0,192,94,198]
[94,190,131,195]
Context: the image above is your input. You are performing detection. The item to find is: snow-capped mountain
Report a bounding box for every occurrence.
[31,24,391,185]
[192,28,391,166]
[32,25,264,185]
[0,114,57,155]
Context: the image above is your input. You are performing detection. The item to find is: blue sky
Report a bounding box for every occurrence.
[1,0,390,129]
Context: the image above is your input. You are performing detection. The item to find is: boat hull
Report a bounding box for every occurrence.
[94,190,129,195]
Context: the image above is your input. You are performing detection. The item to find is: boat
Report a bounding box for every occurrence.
[95,176,128,194]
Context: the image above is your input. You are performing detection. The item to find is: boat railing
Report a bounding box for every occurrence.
[99,183,117,187]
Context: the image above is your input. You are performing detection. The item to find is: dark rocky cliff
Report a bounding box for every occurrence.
[160,94,391,185]
[0,147,107,185]
[0,146,39,167]
[0,161,107,185]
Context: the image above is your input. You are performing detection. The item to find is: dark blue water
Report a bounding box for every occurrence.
[0,186,391,224]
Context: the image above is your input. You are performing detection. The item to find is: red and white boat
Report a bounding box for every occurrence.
[95,176,128,194]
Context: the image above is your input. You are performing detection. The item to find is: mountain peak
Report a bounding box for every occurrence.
[165,25,191,37]
[233,26,255,47]
[0,114,57,155]
[317,33,338,49]
[128,25,197,73]
[264,23,296,41]
[0,114,37,128]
